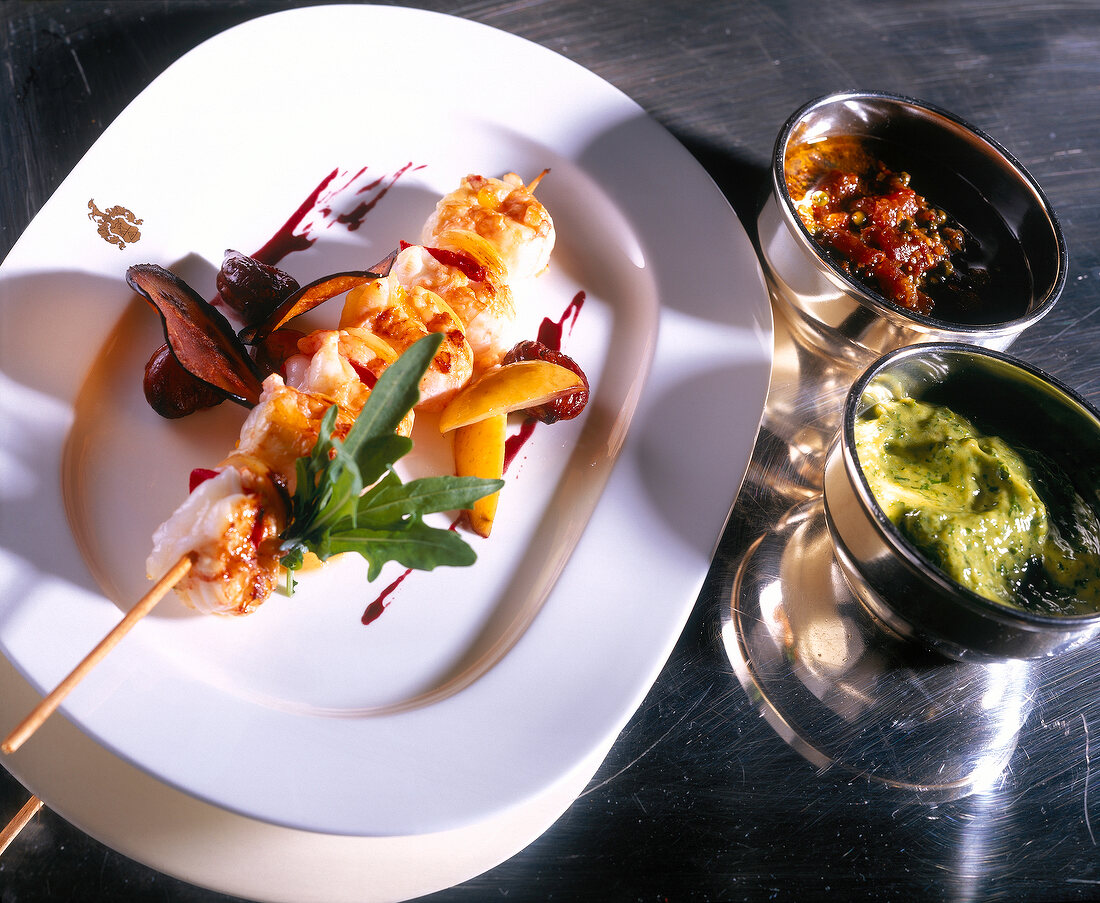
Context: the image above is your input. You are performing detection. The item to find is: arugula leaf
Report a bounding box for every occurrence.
[328,519,481,582]
[278,333,505,590]
[353,471,504,527]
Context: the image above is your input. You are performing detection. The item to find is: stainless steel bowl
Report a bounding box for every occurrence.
[758,91,1067,359]
[823,343,1100,661]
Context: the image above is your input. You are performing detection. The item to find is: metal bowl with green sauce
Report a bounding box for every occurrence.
[824,343,1100,661]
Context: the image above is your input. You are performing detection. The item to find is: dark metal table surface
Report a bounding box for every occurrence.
[3,1,1100,900]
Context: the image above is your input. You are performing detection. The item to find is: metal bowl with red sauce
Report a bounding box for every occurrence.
[758,91,1066,360]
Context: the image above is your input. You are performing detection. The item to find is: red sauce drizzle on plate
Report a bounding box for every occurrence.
[505,290,587,465]
[252,168,338,265]
[362,568,412,625]
[503,419,538,471]
[361,518,462,625]
[538,290,585,350]
[338,163,422,231]
[251,163,422,266]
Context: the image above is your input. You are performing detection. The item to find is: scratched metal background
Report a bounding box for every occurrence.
[3,1,1100,901]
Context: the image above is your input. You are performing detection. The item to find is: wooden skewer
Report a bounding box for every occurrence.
[0,795,43,857]
[1,554,194,755]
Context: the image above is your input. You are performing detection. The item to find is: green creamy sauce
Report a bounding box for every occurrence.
[854,397,1100,616]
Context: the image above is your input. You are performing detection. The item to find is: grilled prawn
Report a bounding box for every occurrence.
[422,172,555,280]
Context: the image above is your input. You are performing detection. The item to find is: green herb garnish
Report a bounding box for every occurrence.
[278,333,503,592]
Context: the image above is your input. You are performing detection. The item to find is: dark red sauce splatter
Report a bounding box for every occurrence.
[362,517,463,623]
[537,290,585,351]
[362,568,412,625]
[252,168,339,266]
[504,418,537,472]
[338,163,423,231]
[250,163,422,267]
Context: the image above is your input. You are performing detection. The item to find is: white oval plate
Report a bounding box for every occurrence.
[0,5,771,838]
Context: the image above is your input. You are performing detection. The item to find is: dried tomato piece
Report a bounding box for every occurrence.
[502,340,589,423]
[418,243,489,283]
[216,250,300,326]
[128,263,264,407]
[143,343,227,419]
[251,328,307,378]
[240,250,398,345]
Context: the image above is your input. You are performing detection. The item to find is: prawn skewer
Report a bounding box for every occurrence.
[0,171,576,753]
[148,171,559,616]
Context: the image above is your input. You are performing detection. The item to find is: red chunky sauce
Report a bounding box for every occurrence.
[787,136,1031,323]
[798,163,963,316]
